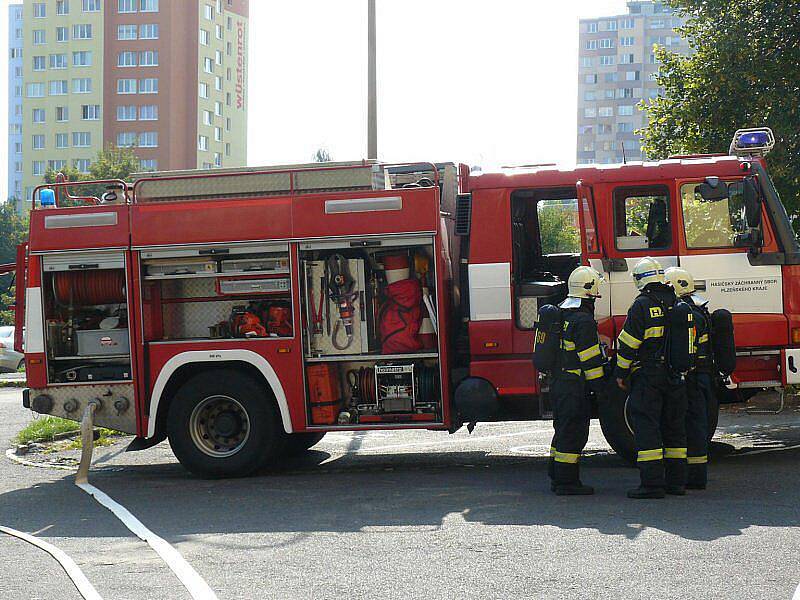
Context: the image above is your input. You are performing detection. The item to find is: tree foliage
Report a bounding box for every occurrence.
[640,0,800,227]
[0,205,29,325]
[314,148,332,163]
[538,202,581,255]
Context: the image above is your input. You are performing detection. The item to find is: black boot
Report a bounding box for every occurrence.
[548,456,556,491]
[665,458,687,495]
[627,486,665,499]
[687,463,707,490]
[665,485,686,496]
[553,461,594,495]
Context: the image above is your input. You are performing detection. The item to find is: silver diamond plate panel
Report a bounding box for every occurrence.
[29,384,136,433]
[162,300,245,339]
[517,297,538,330]
[160,278,217,300]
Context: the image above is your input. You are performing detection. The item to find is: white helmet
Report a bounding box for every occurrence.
[567,266,604,299]
[632,256,665,291]
[664,267,694,297]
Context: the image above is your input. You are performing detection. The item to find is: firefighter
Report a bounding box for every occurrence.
[615,257,688,499]
[665,267,712,490]
[548,265,608,495]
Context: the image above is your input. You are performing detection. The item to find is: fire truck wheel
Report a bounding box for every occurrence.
[283,433,326,456]
[597,384,636,466]
[167,370,286,478]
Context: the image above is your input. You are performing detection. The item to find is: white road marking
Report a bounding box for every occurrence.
[733,443,800,457]
[793,581,800,600]
[0,525,103,600]
[77,483,218,600]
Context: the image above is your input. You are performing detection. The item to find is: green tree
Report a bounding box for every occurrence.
[538,202,580,255]
[0,204,29,325]
[640,0,800,229]
[314,148,332,163]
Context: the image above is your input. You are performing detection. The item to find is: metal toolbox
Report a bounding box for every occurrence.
[146,258,216,277]
[75,329,130,356]
[217,277,290,295]
[220,255,289,274]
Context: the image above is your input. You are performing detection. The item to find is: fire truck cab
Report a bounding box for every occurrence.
[17,129,800,476]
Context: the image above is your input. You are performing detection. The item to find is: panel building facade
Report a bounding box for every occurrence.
[18,0,249,205]
[576,1,690,165]
[8,3,25,207]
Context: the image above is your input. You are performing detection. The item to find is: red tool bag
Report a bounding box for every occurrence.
[379,278,423,353]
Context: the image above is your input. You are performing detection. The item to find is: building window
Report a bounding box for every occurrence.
[56,27,69,42]
[10,48,23,59]
[203,57,214,73]
[598,106,613,117]
[214,101,222,116]
[56,132,69,148]
[587,22,597,33]
[117,78,137,94]
[198,135,209,151]
[620,36,635,47]
[139,51,158,66]
[214,152,222,167]
[72,78,92,93]
[620,53,635,64]
[140,0,158,12]
[82,0,101,12]
[622,18,635,29]
[581,57,593,68]
[215,76,222,91]
[118,51,137,67]
[214,127,222,142]
[204,4,214,20]
[140,24,159,39]
[618,105,634,116]
[585,40,597,50]
[57,1,70,15]
[598,123,612,134]
[49,80,68,95]
[81,104,100,120]
[578,125,593,135]
[117,105,137,120]
[227,16,232,30]
[56,106,69,121]
[118,25,137,40]
[73,24,93,39]
[199,82,209,98]
[72,132,91,147]
[32,109,46,123]
[650,19,666,29]
[226,92,231,106]
[606,19,617,31]
[117,132,136,146]
[584,74,597,84]
[32,134,45,150]
[139,132,158,147]
[200,29,211,45]
[73,51,92,67]
[10,123,22,135]
[617,122,634,133]
[139,78,158,93]
[600,55,615,66]
[225,143,231,156]
[33,161,45,176]
[626,70,641,81]
[584,90,596,101]
[216,24,223,39]
[202,110,213,126]
[33,3,46,18]
[33,56,46,71]
[226,42,232,57]
[139,105,158,120]
[119,0,137,13]
[600,38,615,49]
[617,88,633,99]
[139,159,157,171]
[215,50,223,65]
[74,159,91,173]
[51,53,68,69]
[27,83,44,98]
[33,30,46,45]
[583,107,596,119]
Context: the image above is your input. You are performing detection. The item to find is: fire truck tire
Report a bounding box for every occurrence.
[597,384,636,465]
[283,433,326,456]
[167,370,286,478]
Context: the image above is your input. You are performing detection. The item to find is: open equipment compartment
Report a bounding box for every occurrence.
[299,236,443,427]
[140,243,293,342]
[41,251,132,384]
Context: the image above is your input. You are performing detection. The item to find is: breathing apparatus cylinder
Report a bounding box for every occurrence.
[533,304,563,373]
[710,308,736,376]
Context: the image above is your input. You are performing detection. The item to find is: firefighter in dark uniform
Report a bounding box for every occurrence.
[666,267,712,490]
[548,266,608,495]
[615,257,688,499]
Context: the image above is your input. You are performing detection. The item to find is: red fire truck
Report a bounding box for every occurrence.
[15,128,799,477]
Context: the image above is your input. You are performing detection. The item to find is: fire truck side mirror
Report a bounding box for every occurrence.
[742,177,762,229]
[698,177,729,202]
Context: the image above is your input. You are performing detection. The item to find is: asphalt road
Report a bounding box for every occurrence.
[1,387,800,600]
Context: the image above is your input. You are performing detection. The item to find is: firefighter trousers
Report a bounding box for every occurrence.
[629,367,688,489]
[686,371,713,487]
[549,376,591,485]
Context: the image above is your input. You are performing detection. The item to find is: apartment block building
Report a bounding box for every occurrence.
[8,3,24,206]
[576,1,690,165]
[19,0,249,204]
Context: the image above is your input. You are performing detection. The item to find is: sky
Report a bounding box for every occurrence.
[0,0,629,201]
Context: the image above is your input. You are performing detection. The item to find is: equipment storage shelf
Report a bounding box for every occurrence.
[141,247,294,342]
[299,236,442,427]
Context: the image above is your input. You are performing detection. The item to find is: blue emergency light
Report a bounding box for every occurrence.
[730,127,775,157]
[39,188,56,207]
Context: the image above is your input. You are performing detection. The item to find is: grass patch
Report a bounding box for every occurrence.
[14,416,80,445]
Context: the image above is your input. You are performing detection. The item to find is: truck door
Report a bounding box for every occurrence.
[676,178,784,347]
[602,183,679,317]
[576,182,611,322]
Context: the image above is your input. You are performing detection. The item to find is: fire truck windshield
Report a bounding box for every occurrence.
[681,182,749,249]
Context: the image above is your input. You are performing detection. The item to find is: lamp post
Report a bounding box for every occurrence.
[367,0,377,159]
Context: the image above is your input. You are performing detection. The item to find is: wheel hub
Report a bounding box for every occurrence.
[189,395,251,458]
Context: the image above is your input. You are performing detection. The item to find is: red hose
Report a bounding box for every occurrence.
[53,270,126,306]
